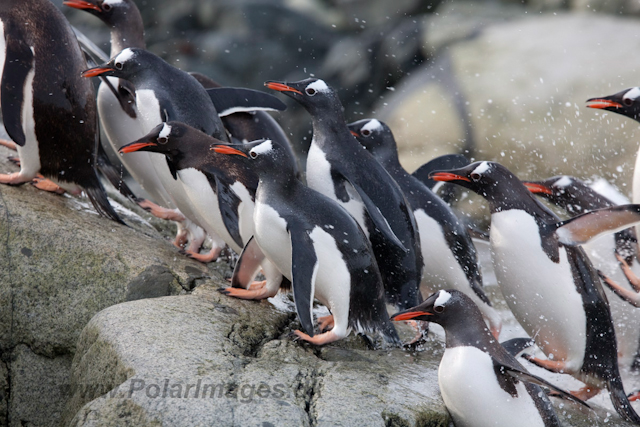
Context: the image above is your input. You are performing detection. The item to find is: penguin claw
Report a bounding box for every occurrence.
[317,315,335,332]
[217,287,231,295]
[7,156,20,166]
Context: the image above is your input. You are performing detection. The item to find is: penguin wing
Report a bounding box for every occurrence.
[334,169,408,252]
[215,176,244,249]
[494,360,591,409]
[554,204,640,246]
[289,226,319,336]
[412,154,471,189]
[72,26,109,64]
[1,37,34,146]
[206,88,287,117]
[500,337,535,357]
[231,236,265,289]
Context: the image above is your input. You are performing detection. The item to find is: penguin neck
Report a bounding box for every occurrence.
[109,14,145,55]
[256,174,299,202]
[310,113,352,149]
[443,312,497,350]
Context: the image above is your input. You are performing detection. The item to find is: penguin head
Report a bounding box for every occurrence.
[523,176,600,215]
[265,78,342,114]
[429,161,535,211]
[82,48,151,81]
[348,119,398,164]
[390,290,469,327]
[119,122,189,158]
[587,87,640,122]
[64,0,137,25]
[212,139,295,181]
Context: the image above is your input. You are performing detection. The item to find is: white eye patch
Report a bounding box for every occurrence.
[251,140,273,155]
[434,290,452,308]
[624,87,640,102]
[471,161,490,176]
[552,176,572,188]
[104,0,124,5]
[305,79,330,94]
[159,123,172,139]
[114,48,134,64]
[361,119,382,133]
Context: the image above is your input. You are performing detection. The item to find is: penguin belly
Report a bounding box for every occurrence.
[306,142,368,238]
[254,202,292,279]
[177,168,245,254]
[438,346,546,427]
[415,210,500,331]
[16,59,41,180]
[583,234,640,365]
[229,181,257,246]
[97,80,173,207]
[490,209,586,372]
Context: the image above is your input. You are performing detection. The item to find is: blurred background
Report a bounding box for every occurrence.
[58,0,640,207]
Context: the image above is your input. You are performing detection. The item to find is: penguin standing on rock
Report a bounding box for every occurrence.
[211,139,400,346]
[391,290,589,427]
[349,118,502,337]
[266,78,423,315]
[0,0,123,223]
[431,161,640,424]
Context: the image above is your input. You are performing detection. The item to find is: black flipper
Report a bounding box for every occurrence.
[84,173,126,225]
[412,154,471,189]
[500,337,535,357]
[494,360,591,409]
[1,37,34,147]
[554,204,640,246]
[335,170,407,253]
[289,227,319,337]
[608,376,640,424]
[231,236,265,289]
[73,26,109,64]
[206,87,287,117]
[215,176,243,249]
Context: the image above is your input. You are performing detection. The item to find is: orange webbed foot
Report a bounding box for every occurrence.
[217,286,275,300]
[318,315,334,332]
[0,172,32,186]
[0,139,17,151]
[32,176,66,194]
[293,330,341,345]
[183,246,222,263]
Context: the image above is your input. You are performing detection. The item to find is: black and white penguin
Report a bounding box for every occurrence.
[524,175,640,366]
[391,290,589,427]
[266,78,423,313]
[430,161,640,423]
[211,139,399,346]
[348,118,501,337]
[119,121,258,258]
[0,0,123,223]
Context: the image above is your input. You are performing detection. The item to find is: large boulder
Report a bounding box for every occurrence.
[381,12,640,196]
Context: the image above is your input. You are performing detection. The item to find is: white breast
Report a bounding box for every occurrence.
[229,181,255,247]
[306,142,368,237]
[490,209,586,372]
[254,202,292,279]
[415,210,500,329]
[16,47,41,179]
[439,346,546,427]
[178,168,240,253]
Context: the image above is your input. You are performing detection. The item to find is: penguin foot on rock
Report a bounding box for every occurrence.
[293,330,341,345]
[32,176,66,194]
[181,247,222,263]
[318,315,334,332]
[598,269,640,307]
[217,286,276,300]
[0,139,17,150]
[569,385,601,402]
[0,172,34,186]
[137,199,186,222]
[401,320,430,349]
[248,281,267,291]
[522,354,567,374]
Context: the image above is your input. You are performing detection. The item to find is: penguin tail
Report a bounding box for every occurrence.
[96,143,139,202]
[607,376,640,424]
[84,174,127,226]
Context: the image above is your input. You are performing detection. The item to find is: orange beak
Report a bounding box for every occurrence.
[63,0,101,11]
[264,81,303,95]
[430,172,471,182]
[211,145,248,157]
[523,182,553,195]
[350,130,359,137]
[119,142,156,154]
[390,311,433,321]
[82,67,112,78]
[586,99,623,109]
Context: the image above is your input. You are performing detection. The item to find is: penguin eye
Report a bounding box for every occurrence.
[434,305,445,314]
[361,129,371,137]
[470,173,481,181]
[157,137,168,145]
[115,62,123,70]
[624,97,634,107]
[306,88,317,96]
[249,150,258,159]
[102,3,112,11]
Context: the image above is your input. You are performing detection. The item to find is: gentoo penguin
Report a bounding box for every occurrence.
[266,78,423,313]
[0,0,123,223]
[587,88,640,244]
[430,161,640,423]
[119,122,258,256]
[391,290,589,427]
[348,118,502,337]
[64,0,301,180]
[412,153,471,205]
[211,138,400,346]
[524,175,640,366]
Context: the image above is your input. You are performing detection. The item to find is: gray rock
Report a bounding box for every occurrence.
[0,360,6,427]
[379,13,640,197]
